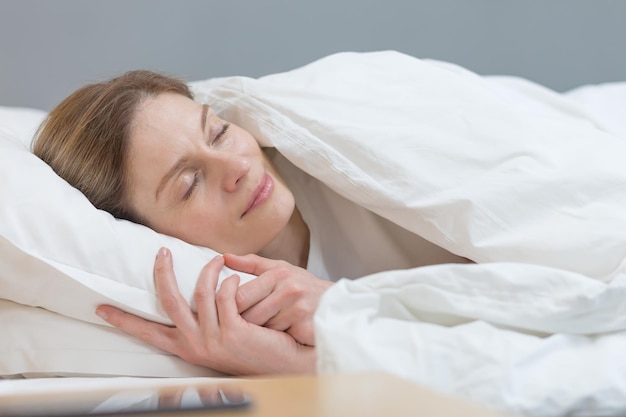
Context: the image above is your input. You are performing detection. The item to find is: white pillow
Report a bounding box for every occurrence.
[0,106,46,147]
[0,299,220,378]
[0,106,254,377]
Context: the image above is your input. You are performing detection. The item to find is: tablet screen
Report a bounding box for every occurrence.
[0,383,252,416]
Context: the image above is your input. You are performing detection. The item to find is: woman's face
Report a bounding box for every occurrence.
[126,93,296,255]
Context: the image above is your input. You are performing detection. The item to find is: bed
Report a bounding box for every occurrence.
[2,51,626,417]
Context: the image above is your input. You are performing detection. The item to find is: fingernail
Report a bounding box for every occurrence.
[210,254,223,264]
[96,309,108,320]
[158,247,169,259]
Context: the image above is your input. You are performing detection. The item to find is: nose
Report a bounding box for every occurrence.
[208,151,250,192]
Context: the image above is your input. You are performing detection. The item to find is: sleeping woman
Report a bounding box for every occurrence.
[33,70,471,376]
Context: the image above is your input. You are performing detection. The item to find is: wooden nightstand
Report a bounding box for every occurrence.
[151,372,510,417]
[0,372,511,417]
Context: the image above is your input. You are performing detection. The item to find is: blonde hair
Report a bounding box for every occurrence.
[33,70,192,222]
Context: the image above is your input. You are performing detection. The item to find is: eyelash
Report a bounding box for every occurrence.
[213,123,230,143]
[182,172,199,201]
[182,123,232,201]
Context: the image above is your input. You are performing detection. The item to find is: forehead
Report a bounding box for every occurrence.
[127,94,200,187]
[130,93,200,150]
[133,93,198,132]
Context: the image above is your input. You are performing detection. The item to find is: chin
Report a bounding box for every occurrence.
[251,201,297,256]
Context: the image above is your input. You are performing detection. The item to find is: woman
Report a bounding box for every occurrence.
[34,70,470,375]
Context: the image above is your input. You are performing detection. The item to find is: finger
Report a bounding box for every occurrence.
[154,247,197,334]
[215,274,241,327]
[96,305,180,354]
[243,290,317,346]
[275,319,316,347]
[223,253,284,276]
[239,290,284,326]
[241,288,310,339]
[194,255,224,331]
[235,273,279,313]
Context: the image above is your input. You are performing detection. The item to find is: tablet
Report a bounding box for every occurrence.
[0,383,252,416]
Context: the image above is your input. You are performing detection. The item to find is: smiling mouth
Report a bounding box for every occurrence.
[242,173,274,217]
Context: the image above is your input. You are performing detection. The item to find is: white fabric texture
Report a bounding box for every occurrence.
[269,151,470,281]
[189,51,626,416]
[0,106,253,377]
[564,81,626,137]
[0,299,219,378]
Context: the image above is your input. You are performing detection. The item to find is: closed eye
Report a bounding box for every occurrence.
[213,123,230,144]
[182,171,200,201]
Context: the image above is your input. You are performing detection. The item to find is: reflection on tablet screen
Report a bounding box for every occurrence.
[0,384,252,416]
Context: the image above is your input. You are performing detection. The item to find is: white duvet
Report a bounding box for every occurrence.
[191,51,626,417]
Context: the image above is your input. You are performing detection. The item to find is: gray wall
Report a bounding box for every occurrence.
[1,0,625,111]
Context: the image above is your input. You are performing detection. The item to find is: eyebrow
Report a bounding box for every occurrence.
[154,104,209,202]
[201,104,209,133]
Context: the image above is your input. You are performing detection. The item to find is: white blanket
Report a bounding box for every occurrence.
[191,51,626,417]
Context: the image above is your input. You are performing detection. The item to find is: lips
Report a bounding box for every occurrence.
[242,173,274,217]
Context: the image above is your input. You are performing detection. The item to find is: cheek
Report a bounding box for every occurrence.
[275,185,296,221]
[171,207,228,248]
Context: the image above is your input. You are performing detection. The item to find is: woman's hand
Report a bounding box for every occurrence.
[95,248,316,376]
[224,253,334,347]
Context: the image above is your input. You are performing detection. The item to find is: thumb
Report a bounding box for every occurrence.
[223,253,283,276]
